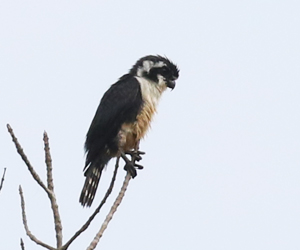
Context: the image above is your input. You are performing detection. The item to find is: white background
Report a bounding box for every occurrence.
[1,1,300,249]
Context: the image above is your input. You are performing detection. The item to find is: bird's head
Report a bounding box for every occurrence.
[130,55,179,90]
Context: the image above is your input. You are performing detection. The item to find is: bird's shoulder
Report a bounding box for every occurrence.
[101,74,140,102]
[87,74,143,137]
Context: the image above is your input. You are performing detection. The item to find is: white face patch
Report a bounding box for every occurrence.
[153,61,166,68]
[137,60,153,76]
[143,60,153,72]
[137,60,166,77]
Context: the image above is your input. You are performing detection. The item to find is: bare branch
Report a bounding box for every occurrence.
[10,124,138,250]
[7,124,49,193]
[0,167,7,193]
[7,125,62,248]
[20,238,25,250]
[43,132,63,248]
[87,172,132,250]
[44,132,54,191]
[61,158,120,250]
[19,185,55,250]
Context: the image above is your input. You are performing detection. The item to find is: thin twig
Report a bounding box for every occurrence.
[20,238,25,250]
[10,123,139,250]
[7,124,49,193]
[61,158,120,250]
[43,132,63,248]
[0,167,6,193]
[87,172,131,250]
[19,185,55,250]
[44,132,53,191]
[9,125,60,249]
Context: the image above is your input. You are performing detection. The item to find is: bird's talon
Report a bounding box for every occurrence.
[135,155,142,161]
[125,150,145,157]
[135,164,144,170]
[132,150,145,161]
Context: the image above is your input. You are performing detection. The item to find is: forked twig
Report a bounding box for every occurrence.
[7,124,49,193]
[8,124,138,250]
[61,158,120,250]
[19,185,55,250]
[7,124,62,249]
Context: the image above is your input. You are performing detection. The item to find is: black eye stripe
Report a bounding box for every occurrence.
[160,66,169,74]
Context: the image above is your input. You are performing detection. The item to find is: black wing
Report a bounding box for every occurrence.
[84,74,143,171]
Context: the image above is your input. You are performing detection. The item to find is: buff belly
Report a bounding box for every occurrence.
[118,101,156,151]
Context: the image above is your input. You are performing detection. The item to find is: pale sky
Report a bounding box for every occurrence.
[1,1,300,249]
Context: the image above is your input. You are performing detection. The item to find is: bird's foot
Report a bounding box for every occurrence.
[121,151,144,178]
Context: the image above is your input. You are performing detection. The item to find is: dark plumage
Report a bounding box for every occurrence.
[80,55,179,206]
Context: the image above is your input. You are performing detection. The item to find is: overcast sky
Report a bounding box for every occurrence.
[1,1,300,249]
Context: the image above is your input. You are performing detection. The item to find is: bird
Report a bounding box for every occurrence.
[79,55,179,207]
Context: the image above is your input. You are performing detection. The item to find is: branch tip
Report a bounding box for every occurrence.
[20,238,25,250]
[0,167,7,192]
[43,131,48,140]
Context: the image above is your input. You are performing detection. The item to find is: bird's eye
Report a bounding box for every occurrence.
[161,66,168,73]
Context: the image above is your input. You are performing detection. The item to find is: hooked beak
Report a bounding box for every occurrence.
[166,80,176,90]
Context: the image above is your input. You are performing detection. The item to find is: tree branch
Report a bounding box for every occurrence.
[0,167,6,193]
[87,172,131,250]
[61,158,120,250]
[19,185,55,250]
[8,125,62,249]
[86,141,140,250]
[44,132,54,191]
[20,238,25,250]
[43,132,63,248]
[9,124,139,250]
[7,124,49,193]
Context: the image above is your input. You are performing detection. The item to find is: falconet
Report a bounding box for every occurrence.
[80,55,179,206]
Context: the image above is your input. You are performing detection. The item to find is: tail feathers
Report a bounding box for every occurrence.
[79,165,103,207]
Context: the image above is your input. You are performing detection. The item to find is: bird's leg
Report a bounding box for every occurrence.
[121,141,144,178]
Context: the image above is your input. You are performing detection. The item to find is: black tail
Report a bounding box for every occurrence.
[79,164,104,207]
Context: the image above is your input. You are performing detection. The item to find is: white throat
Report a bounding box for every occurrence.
[135,76,166,107]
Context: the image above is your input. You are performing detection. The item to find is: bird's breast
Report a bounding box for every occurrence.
[118,76,165,151]
[119,101,156,151]
[135,100,156,139]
